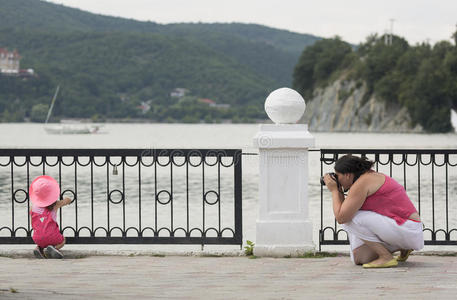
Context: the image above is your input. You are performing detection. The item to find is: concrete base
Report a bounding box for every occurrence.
[254,220,315,257]
[253,245,315,257]
[255,220,314,244]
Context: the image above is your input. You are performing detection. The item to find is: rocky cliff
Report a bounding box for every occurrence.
[302,78,423,132]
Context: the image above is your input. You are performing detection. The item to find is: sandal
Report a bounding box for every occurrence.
[45,245,64,259]
[33,246,46,259]
[395,249,413,262]
[363,258,398,268]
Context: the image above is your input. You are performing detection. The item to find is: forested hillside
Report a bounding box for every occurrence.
[293,33,457,132]
[0,0,319,123]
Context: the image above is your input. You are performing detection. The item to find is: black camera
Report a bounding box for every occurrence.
[320,172,337,186]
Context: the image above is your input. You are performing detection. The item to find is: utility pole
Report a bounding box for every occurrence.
[454,23,457,45]
[389,18,395,45]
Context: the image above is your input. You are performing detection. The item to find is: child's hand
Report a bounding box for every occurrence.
[54,197,73,210]
[64,197,72,205]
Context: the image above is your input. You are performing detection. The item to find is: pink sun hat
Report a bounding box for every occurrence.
[29,175,60,207]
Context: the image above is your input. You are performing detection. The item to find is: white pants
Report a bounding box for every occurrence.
[342,211,424,263]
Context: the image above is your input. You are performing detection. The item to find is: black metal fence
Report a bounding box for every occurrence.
[0,149,242,246]
[319,149,457,251]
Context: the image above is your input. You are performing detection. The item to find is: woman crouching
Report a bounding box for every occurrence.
[322,155,424,268]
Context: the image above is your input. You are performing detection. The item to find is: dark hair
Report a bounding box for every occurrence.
[334,155,374,182]
[46,201,57,211]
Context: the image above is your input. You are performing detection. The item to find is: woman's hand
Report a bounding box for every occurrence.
[324,173,340,193]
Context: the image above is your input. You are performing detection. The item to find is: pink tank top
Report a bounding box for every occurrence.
[360,174,417,225]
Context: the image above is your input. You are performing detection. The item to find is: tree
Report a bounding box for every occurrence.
[358,35,410,94]
[408,58,452,132]
[443,45,457,110]
[30,103,49,122]
[293,38,352,98]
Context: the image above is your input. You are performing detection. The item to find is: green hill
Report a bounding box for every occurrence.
[0,0,320,122]
[0,0,161,32]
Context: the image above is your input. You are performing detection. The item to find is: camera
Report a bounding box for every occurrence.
[320,172,337,186]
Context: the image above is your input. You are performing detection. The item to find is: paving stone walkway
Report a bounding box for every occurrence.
[1,253,457,299]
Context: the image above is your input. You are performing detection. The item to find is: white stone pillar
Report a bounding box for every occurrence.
[253,88,315,257]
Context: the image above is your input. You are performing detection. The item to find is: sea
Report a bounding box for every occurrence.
[1,122,457,253]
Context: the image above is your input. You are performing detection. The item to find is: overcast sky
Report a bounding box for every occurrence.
[45,0,457,45]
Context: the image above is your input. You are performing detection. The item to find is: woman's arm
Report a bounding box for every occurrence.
[335,178,369,223]
[331,189,345,223]
[326,173,372,224]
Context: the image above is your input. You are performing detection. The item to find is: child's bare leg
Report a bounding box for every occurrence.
[352,244,379,265]
[362,239,393,265]
[55,237,66,250]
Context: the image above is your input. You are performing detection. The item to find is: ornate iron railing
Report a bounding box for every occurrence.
[0,149,242,246]
[319,149,457,251]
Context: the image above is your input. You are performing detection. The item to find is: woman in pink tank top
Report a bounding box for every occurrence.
[322,155,424,269]
[29,175,72,259]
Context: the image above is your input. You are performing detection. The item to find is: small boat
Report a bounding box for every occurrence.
[44,123,102,134]
[44,86,105,134]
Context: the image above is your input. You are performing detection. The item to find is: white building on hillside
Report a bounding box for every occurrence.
[170,88,189,98]
[0,48,20,74]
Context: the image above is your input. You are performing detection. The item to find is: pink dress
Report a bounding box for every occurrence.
[31,205,64,248]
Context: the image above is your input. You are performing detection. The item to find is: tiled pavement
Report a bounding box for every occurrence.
[1,253,456,299]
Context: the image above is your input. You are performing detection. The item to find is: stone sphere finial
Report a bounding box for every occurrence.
[264,88,306,124]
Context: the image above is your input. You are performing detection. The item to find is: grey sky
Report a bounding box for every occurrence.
[45,0,457,45]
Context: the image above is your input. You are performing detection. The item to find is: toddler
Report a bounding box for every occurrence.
[29,175,71,259]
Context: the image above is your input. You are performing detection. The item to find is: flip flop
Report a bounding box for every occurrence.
[363,258,398,268]
[395,249,413,262]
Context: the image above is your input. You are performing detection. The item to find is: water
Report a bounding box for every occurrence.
[1,123,457,252]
